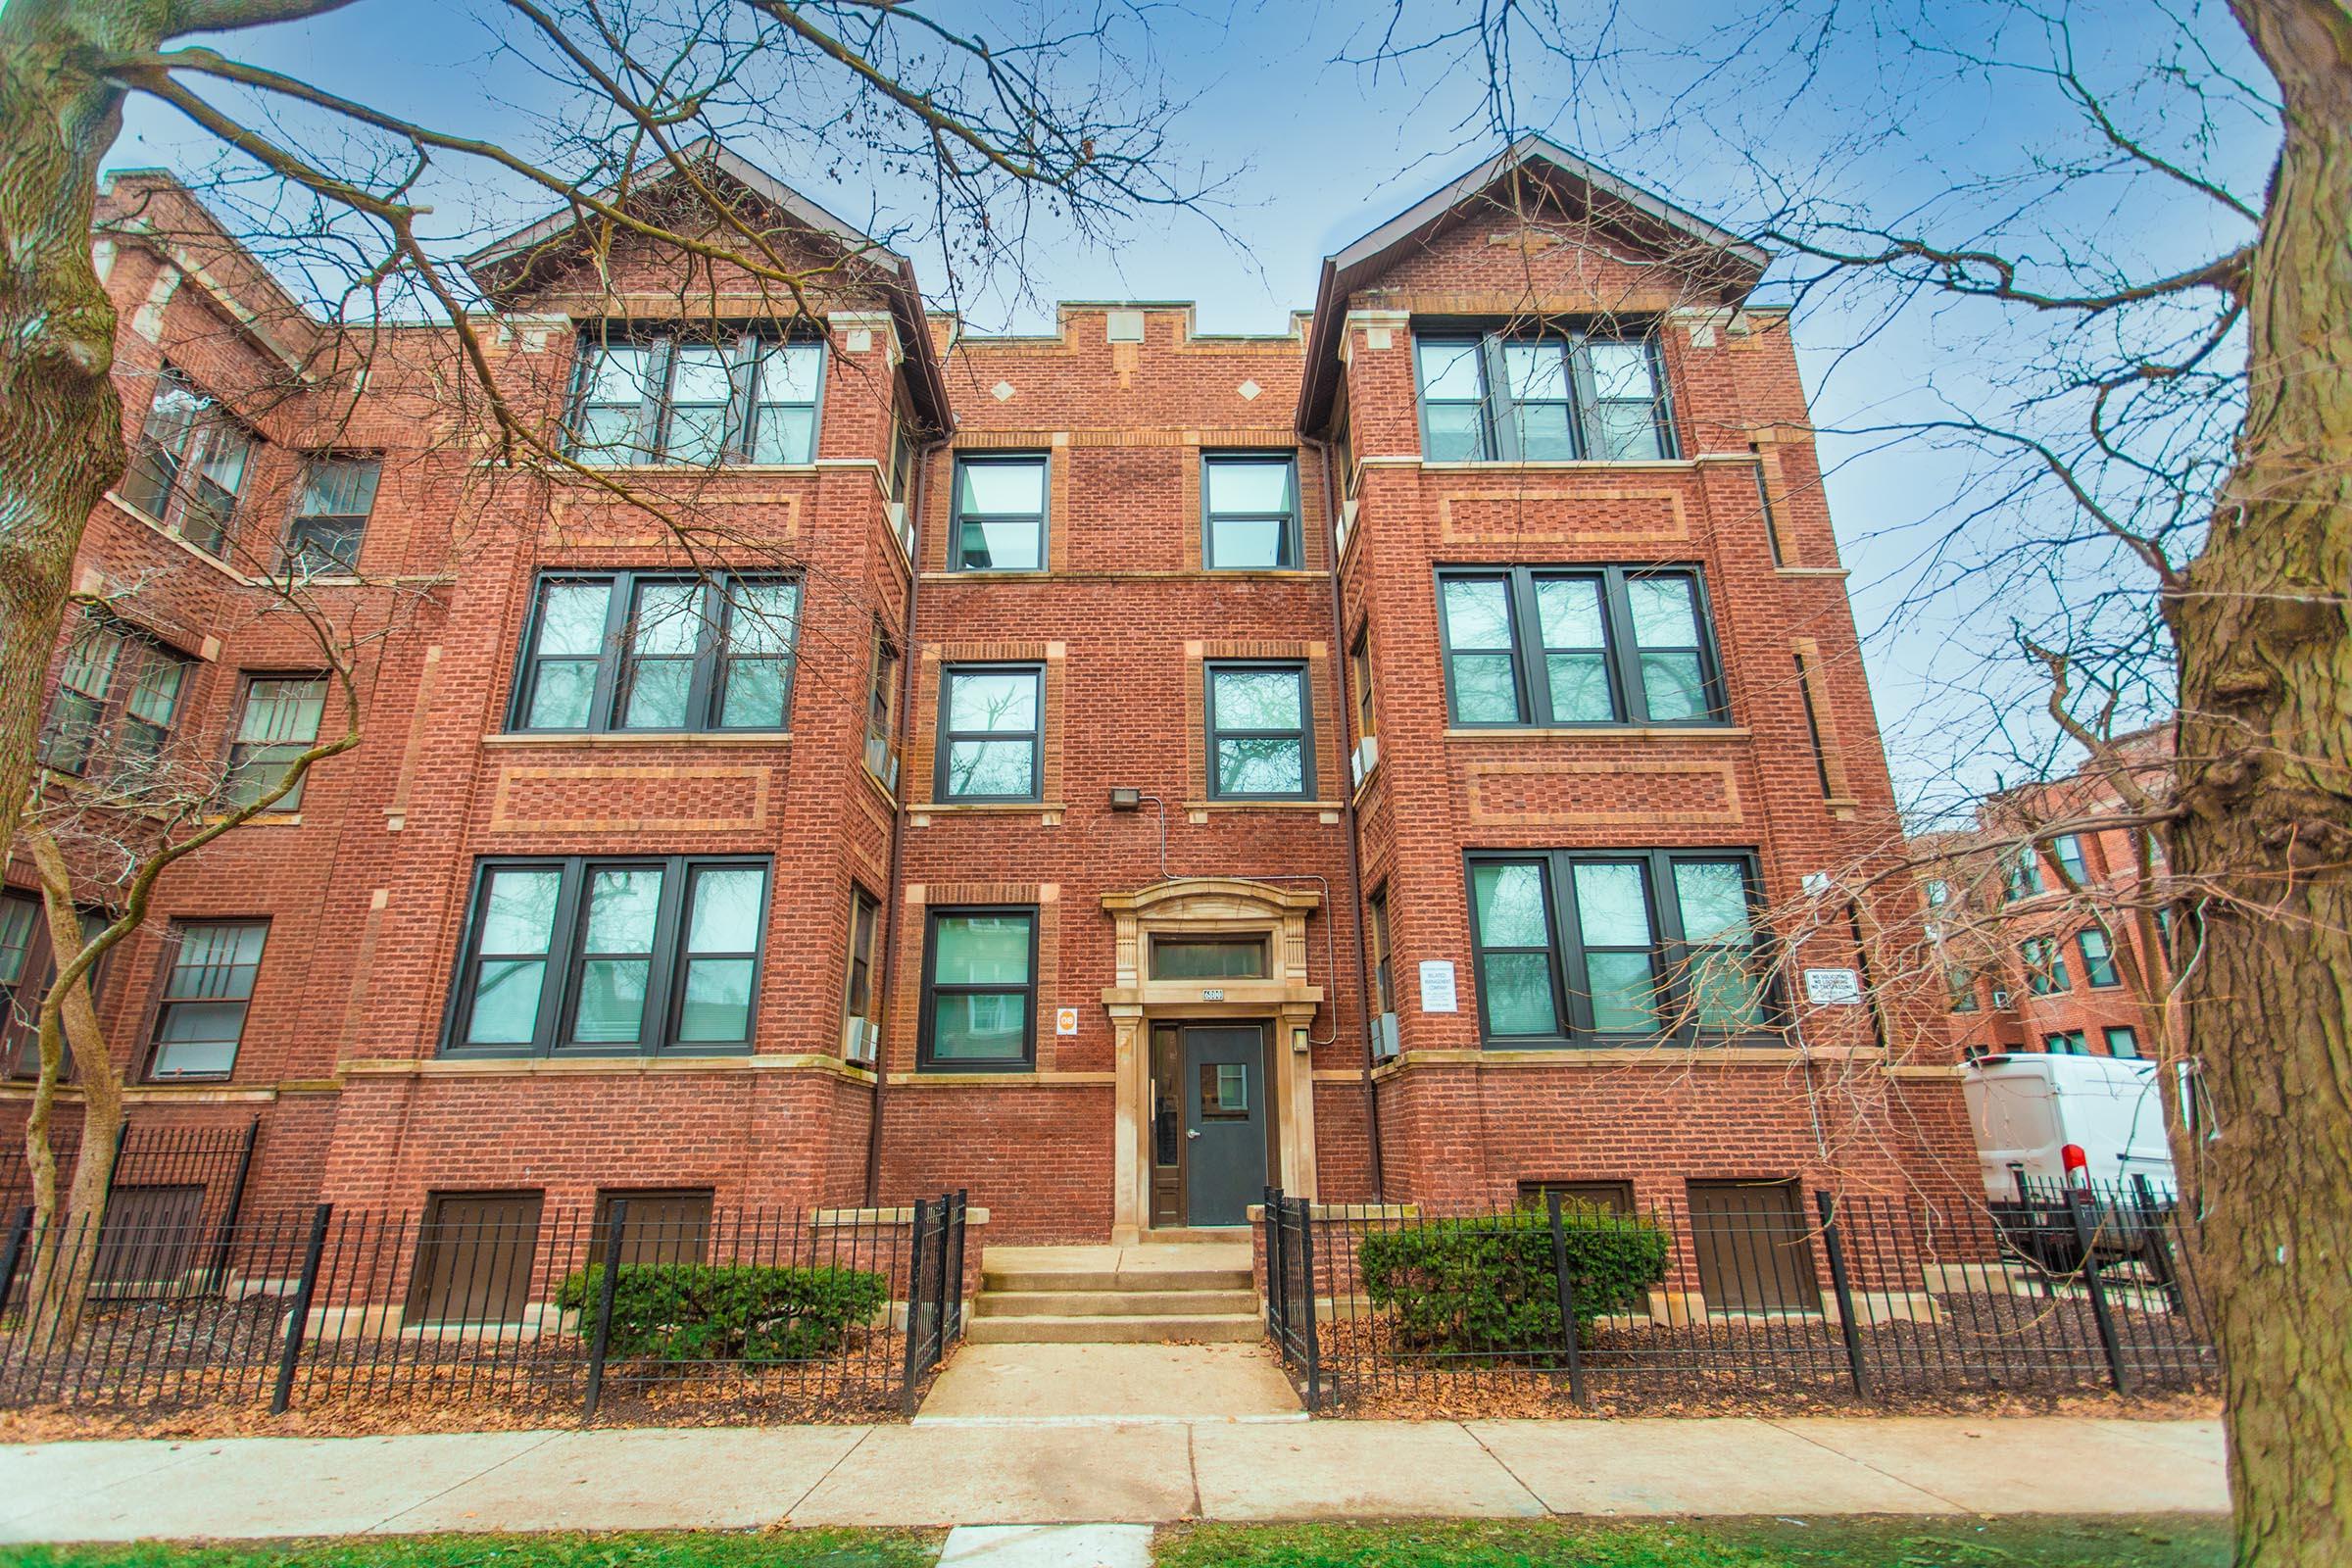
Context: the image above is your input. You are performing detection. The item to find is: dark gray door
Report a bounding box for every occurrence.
[1183,1025,1267,1226]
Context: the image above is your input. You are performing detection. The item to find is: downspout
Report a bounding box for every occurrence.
[863,414,955,1205]
[1303,433,1386,1202]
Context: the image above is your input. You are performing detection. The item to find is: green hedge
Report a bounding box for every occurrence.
[1356,1201,1671,1355]
[554,1262,889,1362]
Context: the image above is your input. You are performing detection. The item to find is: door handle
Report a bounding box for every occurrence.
[1187,1129,1200,1140]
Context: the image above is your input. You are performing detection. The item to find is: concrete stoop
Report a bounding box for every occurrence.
[967,1242,1258,1346]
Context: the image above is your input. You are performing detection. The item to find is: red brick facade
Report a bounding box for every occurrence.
[7,140,1973,1237]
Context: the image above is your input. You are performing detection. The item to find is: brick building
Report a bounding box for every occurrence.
[8,137,1974,1257]
[1920,726,2175,1062]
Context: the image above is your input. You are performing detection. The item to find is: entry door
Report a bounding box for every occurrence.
[1182,1025,1268,1226]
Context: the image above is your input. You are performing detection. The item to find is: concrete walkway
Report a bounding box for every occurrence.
[0,1415,2225,1540]
[916,1345,1303,1423]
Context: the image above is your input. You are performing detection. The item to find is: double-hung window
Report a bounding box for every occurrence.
[118,366,255,555]
[2049,833,2090,885]
[1413,328,1674,462]
[1,895,109,1080]
[950,455,1048,570]
[2077,926,2122,987]
[864,624,902,788]
[2004,846,2046,901]
[150,919,269,1079]
[226,675,326,810]
[1466,849,1775,1044]
[1367,890,1394,1017]
[1205,662,1313,800]
[445,856,769,1055]
[2043,1030,2089,1055]
[509,571,799,734]
[568,331,823,466]
[38,615,192,776]
[919,906,1038,1069]
[1201,454,1299,568]
[844,886,882,1056]
[936,664,1042,801]
[1437,565,1725,727]
[282,457,381,572]
[2104,1025,2141,1058]
[2022,936,2070,995]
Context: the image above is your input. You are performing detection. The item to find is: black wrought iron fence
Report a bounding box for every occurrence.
[1258,1180,2215,1412]
[0,1190,969,1423]
[0,1120,260,1241]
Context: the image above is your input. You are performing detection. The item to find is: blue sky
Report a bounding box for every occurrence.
[105,1,2278,814]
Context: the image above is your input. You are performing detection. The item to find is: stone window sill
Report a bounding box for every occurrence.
[480,731,793,749]
[1444,725,1750,742]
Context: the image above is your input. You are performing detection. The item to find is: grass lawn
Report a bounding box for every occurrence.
[1153,1518,2233,1568]
[0,1532,941,1568]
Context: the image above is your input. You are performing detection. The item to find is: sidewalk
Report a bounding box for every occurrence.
[1,1416,2225,1540]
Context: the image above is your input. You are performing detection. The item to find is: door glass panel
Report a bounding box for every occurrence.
[1199,1061,1250,1119]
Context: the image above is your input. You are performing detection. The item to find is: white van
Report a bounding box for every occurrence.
[1960,1053,2178,1200]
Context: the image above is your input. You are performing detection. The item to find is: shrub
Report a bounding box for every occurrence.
[555,1261,889,1362]
[1356,1201,1671,1356]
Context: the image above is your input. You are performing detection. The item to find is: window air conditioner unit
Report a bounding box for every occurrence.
[843,1017,879,1064]
[1349,735,1379,786]
[1371,1011,1400,1061]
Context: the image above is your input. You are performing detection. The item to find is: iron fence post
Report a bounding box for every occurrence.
[1295,1195,1321,1412]
[1815,1191,1873,1399]
[901,1196,932,1417]
[2068,1189,2132,1394]
[0,1205,30,1323]
[270,1204,331,1415]
[1544,1190,1591,1405]
[582,1199,626,1423]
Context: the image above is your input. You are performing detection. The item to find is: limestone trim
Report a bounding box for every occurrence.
[340,1054,874,1083]
[1101,877,1326,1243]
[1371,1044,1888,1077]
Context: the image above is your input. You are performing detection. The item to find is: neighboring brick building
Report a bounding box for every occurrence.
[7,137,1974,1251]
[1918,726,2175,1062]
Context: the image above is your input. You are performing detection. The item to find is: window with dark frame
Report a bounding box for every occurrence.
[1205,662,1312,800]
[950,454,1049,570]
[443,856,770,1057]
[282,457,382,572]
[2004,845,2046,901]
[2043,1030,2089,1054]
[36,614,191,777]
[2104,1025,2141,1058]
[919,906,1038,1069]
[936,664,1043,801]
[2022,935,2070,995]
[1201,454,1299,569]
[1367,889,1394,1017]
[845,885,882,1052]
[509,572,799,735]
[864,624,901,787]
[1466,849,1775,1045]
[226,675,326,810]
[1946,964,1981,1012]
[2,895,109,1081]
[567,330,823,466]
[116,365,256,555]
[150,919,269,1080]
[1413,328,1675,463]
[1349,631,1377,743]
[1437,565,1725,727]
[2050,833,2091,885]
[2077,926,2122,988]
[1149,936,1267,980]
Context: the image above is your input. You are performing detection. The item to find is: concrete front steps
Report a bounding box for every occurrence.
[966,1241,1260,1345]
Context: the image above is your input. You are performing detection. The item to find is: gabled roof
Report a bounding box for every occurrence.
[465,139,949,430]
[1296,135,1768,431]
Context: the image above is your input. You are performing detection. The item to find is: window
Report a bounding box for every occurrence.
[2004,845,2046,902]
[1333,393,1362,499]
[1349,632,1377,743]
[38,615,192,778]
[117,365,254,555]
[1150,937,1266,980]
[936,664,1042,801]
[919,907,1038,1069]
[1924,878,1951,909]
[950,455,1048,570]
[2104,1025,2142,1059]
[226,676,326,810]
[2077,926,2122,988]
[568,331,822,466]
[1367,889,1394,1017]
[864,624,901,787]
[1945,964,1980,1012]
[1201,454,1299,569]
[509,572,799,734]
[1413,328,1674,462]
[2022,936,2070,995]
[2050,833,2090,885]
[2043,1030,2089,1055]
[1,894,108,1080]
[150,919,268,1079]
[282,457,381,572]
[1206,662,1313,800]
[1437,566,1725,727]
[444,856,769,1056]
[1466,850,1773,1044]
[844,885,882,1053]
[885,412,917,503]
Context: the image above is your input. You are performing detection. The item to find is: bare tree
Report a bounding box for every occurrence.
[1344,0,2343,1557]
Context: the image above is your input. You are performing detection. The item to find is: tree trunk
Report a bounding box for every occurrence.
[2174,5,2352,1563]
